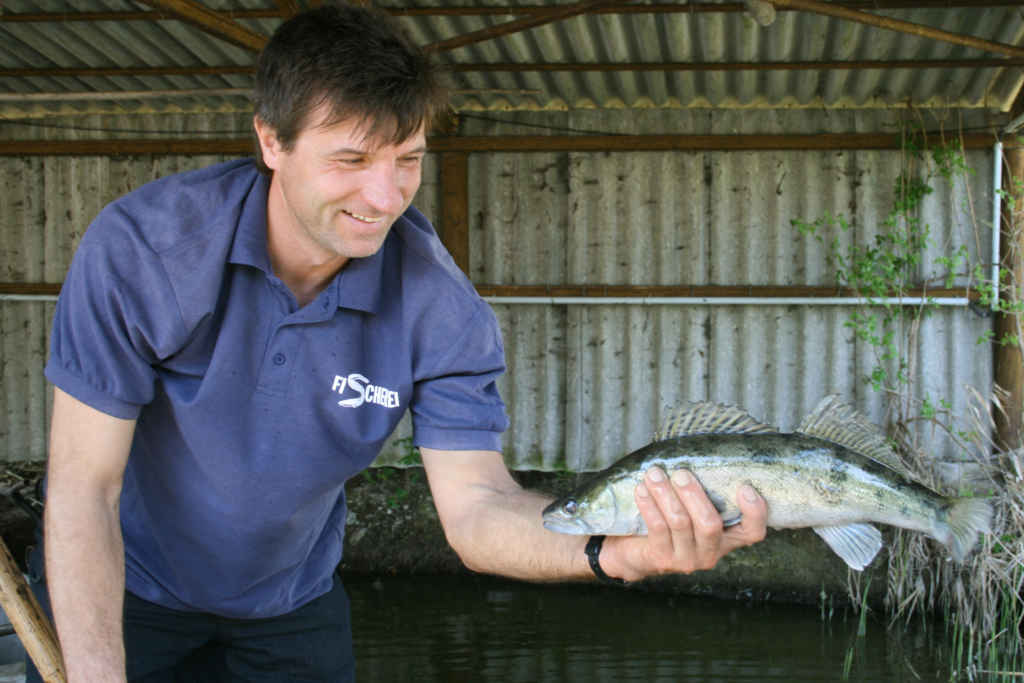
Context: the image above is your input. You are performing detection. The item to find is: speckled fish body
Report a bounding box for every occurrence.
[542,396,992,570]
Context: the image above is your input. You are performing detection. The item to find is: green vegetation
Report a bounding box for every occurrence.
[794,120,1024,680]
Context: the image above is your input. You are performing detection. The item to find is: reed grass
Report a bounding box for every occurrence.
[881,388,1024,680]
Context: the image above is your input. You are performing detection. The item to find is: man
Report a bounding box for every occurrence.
[32,5,768,681]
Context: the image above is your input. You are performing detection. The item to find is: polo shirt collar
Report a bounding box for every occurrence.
[228,171,387,315]
[228,171,272,273]
[332,242,385,314]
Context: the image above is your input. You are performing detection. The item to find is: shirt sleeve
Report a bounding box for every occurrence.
[45,207,185,420]
[410,300,509,452]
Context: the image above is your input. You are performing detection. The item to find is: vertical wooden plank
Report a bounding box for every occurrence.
[995,147,1024,450]
[439,152,470,278]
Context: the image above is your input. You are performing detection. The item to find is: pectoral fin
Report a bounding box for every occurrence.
[813,523,883,571]
[721,514,742,528]
[704,490,742,527]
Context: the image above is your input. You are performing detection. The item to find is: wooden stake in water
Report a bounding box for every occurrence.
[0,537,65,682]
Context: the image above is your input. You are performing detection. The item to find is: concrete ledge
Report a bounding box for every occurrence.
[0,465,884,608]
[341,467,886,606]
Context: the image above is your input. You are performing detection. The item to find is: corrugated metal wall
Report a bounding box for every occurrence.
[0,113,250,462]
[0,110,998,474]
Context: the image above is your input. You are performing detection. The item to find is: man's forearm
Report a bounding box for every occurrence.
[421,450,594,581]
[45,388,136,682]
[445,483,592,581]
[45,492,127,682]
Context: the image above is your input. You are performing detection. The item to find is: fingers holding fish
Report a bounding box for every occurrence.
[718,484,768,554]
[634,467,697,570]
[635,466,736,574]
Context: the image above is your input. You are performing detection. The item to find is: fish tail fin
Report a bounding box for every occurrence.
[942,497,993,563]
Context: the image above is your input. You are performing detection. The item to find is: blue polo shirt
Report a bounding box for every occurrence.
[45,159,508,618]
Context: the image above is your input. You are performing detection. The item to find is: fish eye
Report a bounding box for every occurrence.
[563,500,578,515]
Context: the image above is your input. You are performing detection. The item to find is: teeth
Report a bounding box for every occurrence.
[345,210,381,223]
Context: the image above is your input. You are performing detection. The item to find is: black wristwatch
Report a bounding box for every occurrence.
[585,535,626,585]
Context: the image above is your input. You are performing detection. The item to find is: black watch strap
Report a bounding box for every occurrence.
[585,535,626,585]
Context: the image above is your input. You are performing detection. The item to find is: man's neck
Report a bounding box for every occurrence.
[267,236,347,308]
[266,227,348,309]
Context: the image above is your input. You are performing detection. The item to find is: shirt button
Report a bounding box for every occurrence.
[272,352,286,366]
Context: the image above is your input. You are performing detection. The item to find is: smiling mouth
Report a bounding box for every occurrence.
[343,209,384,224]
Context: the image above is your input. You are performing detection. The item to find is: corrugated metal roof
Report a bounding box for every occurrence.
[0,2,1022,117]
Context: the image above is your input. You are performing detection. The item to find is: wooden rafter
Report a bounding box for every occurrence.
[447,57,1024,72]
[133,0,268,51]
[0,132,1001,157]
[272,0,301,19]
[2,57,1022,80]
[3,2,1024,23]
[424,0,638,53]
[773,0,1024,58]
[0,66,253,78]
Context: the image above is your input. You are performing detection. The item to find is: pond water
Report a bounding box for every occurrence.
[347,574,957,682]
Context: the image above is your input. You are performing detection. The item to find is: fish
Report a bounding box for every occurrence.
[542,395,993,570]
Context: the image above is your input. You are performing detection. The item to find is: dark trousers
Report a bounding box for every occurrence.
[25,545,355,682]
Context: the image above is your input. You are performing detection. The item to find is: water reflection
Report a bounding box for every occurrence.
[347,574,949,682]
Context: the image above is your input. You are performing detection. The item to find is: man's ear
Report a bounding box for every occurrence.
[253,116,283,171]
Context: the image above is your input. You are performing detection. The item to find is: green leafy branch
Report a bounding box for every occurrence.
[791,133,981,395]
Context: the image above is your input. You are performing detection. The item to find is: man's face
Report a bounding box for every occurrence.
[256,105,427,266]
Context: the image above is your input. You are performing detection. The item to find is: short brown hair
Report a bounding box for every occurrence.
[252,4,449,172]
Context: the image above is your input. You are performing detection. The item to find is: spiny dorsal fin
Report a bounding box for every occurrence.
[656,401,777,441]
[797,394,915,480]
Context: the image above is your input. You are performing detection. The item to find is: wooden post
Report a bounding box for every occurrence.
[0,538,64,682]
[994,147,1024,451]
[439,152,471,278]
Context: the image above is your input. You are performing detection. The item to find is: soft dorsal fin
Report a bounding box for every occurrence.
[797,394,915,479]
[656,401,777,441]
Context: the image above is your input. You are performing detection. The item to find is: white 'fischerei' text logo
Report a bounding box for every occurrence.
[331,373,401,409]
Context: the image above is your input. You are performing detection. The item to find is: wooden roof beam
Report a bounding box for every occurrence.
[133,0,268,51]
[772,0,1024,58]
[0,66,253,77]
[450,57,1024,72]
[2,57,1021,80]
[4,2,1024,22]
[273,0,301,19]
[0,132,1002,156]
[424,0,637,53]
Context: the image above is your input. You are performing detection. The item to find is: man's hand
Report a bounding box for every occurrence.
[601,466,768,582]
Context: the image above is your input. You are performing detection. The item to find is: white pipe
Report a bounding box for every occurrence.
[993,140,1004,311]
[483,296,971,306]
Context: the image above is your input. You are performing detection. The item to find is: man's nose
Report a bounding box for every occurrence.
[360,163,407,215]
